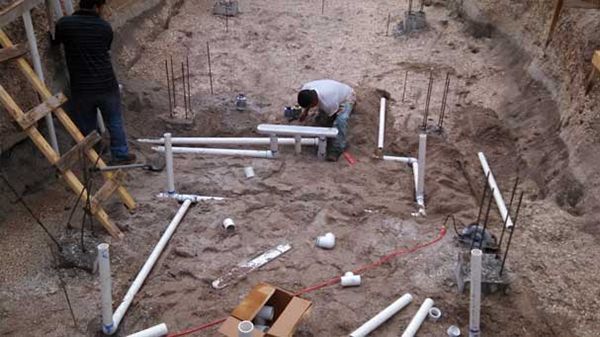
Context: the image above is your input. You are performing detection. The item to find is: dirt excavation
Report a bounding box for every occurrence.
[1,0,600,336]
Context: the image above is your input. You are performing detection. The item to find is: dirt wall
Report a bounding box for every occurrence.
[453,0,600,231]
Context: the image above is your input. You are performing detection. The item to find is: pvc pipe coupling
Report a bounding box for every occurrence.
[428,307,442,321]
[315,232,335,249]
[238,320,254,337]
[447,325,461,337]
[223,218,236,231]
[244,166,255,178]
[341,272,361,287]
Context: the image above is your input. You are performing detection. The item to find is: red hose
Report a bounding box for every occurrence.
[167,226,447,337]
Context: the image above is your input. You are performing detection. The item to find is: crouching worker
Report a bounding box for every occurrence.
[297,79,356,161]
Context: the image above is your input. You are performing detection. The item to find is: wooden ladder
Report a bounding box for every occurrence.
[0,28,136,239]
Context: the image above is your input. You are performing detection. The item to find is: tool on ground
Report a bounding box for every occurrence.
[211,243,292,289]
[91,162,164,172]
[284,105,302,121]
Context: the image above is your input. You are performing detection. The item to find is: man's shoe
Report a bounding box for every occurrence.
[110,153,137,166]
[326,150,342,162]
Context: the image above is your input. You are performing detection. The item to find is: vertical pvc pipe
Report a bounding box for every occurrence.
[317,136,327,160]
[110,200,192,333]
[164,133,175,194]
[63,0,74,15]
[349,293,413,337]
[49,0,64,18]
[377,97,386,154]
[22,10,60,155]
[97,243,114,335]
[469,249,482,337]
[416,133,427,208]
[270,134,279,158]
[294,135,302,154]
[478,152,514,228]
[401,298,434,337]
[126,323,168,337]
[412,161,419,200]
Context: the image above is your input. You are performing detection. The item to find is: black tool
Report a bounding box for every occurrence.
[91,161,164,172]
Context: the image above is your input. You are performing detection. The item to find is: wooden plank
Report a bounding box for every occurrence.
[0,43,27,63]
[593,51,600,71]
[0,28,137,211]
[55,131,102,172]
[565,0,600,8]
[0,85,124,238]
[89,171,126,214]
[15,92,66,129]
[0,0,44,27]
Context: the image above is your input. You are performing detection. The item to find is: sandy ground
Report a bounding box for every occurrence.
[1,0,600,336]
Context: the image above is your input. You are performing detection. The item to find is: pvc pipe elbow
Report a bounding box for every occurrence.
[315,233,335,249]
[223,218,236,231]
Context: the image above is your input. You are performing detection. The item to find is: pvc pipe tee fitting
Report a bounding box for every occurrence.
[315,232,335,249]
[341,272,361,287]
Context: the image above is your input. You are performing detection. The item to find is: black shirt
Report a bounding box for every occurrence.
[55,9,118,94]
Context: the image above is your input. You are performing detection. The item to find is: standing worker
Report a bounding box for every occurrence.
[54,0,136,164]
[297,79,356,161]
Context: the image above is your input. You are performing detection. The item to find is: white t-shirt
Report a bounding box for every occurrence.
[301,79,354,116]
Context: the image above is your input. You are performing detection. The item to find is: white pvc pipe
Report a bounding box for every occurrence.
[478,152,514,228]
[23,10,60,155]
[377,97,386,152]
[153,146,275,159]
[156,192,225,202]
[138,137,319,146]
[164,133,175,194]
[401,298,435,337]
[103,200,193,335]
[98,243,114,335]
[412,162,419,201]
[416,134,427,210]
[469,249,482,337]
[126,323,168,337]
[49,0,64,18]
[382,155,417,164]
[350,293,413,337]
[63,0,74,15]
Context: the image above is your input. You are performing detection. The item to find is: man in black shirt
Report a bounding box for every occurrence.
[55,0,135,164]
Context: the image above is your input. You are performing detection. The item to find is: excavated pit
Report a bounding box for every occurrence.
[1,0,600,336]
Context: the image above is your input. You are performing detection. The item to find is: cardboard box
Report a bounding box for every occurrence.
[219,283,312,337]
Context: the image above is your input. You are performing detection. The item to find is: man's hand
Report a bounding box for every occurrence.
[299,109,309,122]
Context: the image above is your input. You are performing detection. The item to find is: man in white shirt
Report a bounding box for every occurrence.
[297,79,356,161]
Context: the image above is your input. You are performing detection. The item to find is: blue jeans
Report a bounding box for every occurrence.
[316,102,354,152]
[70,89,129,158]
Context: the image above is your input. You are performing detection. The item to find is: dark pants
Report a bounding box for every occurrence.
[315,102,353,153]
[70,89,129,158]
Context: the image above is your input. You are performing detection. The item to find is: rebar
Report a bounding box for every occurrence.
[170,56,176,107]
[408,0,413,14]
[186,54,192,114]
[422,71,433,130]
[472,187,494,250]
[476,171,491,225]
[322,0,325,14]
[438,72,450,129]
[207,42,214,95]
[499,175,519,249]
[182,62,188,119]
[0,173,62,250]
[478,189,495,250]
[386,13,391,36]
[402,70,409,103]
[165,60,172,117]
[500,191,524,275]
